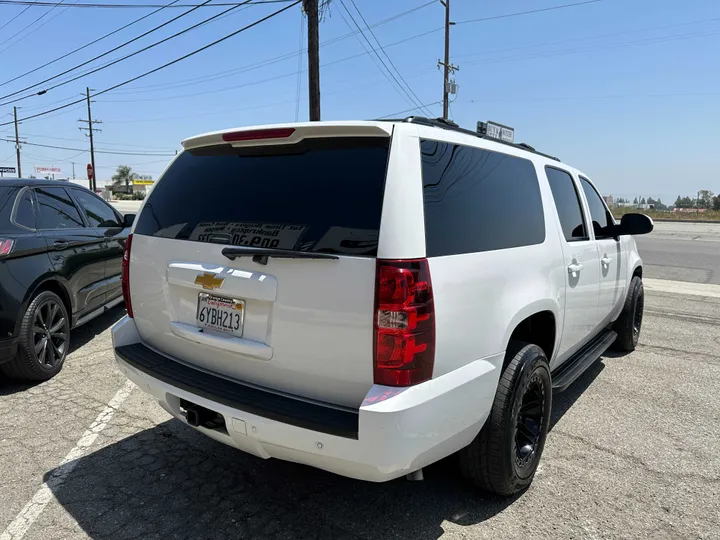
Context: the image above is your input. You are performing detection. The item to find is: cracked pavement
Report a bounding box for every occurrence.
[1,290,719,540]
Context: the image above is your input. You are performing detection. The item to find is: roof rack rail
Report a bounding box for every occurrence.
[395,116,560,162]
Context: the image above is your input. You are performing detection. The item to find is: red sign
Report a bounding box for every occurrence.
[86,163,94,180]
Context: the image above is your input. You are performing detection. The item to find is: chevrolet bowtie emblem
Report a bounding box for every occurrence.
[194,272,224,290]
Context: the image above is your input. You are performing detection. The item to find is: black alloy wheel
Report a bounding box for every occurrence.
[32,298,69,369]
[514,374,547,470]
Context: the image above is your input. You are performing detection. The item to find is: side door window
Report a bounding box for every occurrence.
[35,187,85,230]
[70,189,122,228]
[579,177,615,239]
[545,167,588,242]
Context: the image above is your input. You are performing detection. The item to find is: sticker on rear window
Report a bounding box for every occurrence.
[189,221,306,249]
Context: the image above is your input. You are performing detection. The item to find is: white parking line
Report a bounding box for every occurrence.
[644,278,720,298]
[0,380,135,540]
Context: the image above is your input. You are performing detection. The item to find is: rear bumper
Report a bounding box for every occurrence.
[111,316,503,482]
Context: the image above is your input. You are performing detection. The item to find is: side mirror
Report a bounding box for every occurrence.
[616,213,653,236]
[122,213,136,228]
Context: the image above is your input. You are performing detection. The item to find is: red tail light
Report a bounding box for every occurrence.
[0,239,14,256]
[222,128,295,142]
[121,234,134,318]
[374,259,435,386]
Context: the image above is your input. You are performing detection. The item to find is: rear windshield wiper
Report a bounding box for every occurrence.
[221,246,340,265]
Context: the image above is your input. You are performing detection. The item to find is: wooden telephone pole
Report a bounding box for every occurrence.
[79,87,102,191]
[304,0,320,121]
[13,107,22,177]
[438,0,458,119]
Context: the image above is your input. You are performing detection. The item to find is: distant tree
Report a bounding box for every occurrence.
[698,190,714,209]
[640,197,647,205]
[713,195,720,211]
[674,196,694,208]
[633,197,639,204]
[112,165,136,193]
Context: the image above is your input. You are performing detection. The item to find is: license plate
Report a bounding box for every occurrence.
[196,293,245,338]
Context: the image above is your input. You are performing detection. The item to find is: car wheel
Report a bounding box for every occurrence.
[458,342,552,496]
[611,276,644,352]
[0,291,70,381]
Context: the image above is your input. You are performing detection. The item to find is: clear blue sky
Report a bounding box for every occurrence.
[1,0,719,204]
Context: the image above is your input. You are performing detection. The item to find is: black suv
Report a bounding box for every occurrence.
[0,179,134,381]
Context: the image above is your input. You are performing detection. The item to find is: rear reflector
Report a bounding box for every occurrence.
[374,259,435,386]
[0,239,14,256]
[121,234,133,318]
[222,128,295,142]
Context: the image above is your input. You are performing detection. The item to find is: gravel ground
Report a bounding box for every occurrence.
[1,289,719,540]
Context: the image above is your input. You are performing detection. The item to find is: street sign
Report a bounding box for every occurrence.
[35,166,62,174]
[86,163,94,180]
[0,167,16,174]
[477,121,515,144]
[132,179,154,185]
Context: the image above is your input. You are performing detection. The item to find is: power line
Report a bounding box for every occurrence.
[0,0,68,50]
[0,0,36,32]
[456,0,603,25]
[0,0,182,90]
[0,0,301,128]
[1,138,176,156]
[337,0,429,115]
[347,0,432,116]
[106,0,439,94]
[0,0,231,104]
[0,0,290,6]
[377,100,444,119]
[19,131,176,150]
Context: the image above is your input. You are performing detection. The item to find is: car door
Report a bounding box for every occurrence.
[544,166,601,366]
[69,188,128,303]
[578,176,627,326]
[34,186,108,319]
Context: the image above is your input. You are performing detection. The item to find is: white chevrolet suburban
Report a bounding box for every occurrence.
[112,117,653,496]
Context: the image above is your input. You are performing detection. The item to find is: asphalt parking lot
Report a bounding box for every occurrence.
[1,284,719,540]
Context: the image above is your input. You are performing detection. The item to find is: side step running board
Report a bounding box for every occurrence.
[551,329,617,393]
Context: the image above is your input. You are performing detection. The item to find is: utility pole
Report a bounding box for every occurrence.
[79,87,102,191]
[304,0,320,121]
[438,0,458,120]
[13,107,21,177]
[71,162,76,179]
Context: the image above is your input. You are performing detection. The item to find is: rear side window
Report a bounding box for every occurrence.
[545,167,587,241]
[0,186,18,230]
[579,177,615,238]
[134,137,390,256]
[420,140,545,257]
[72,189,121,227]
[14,189,36,229]
[35,187,84,229]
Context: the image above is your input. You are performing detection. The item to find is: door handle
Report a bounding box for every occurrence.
[53,240,69,250]
[567,263,584,277]
[601,256,612,266]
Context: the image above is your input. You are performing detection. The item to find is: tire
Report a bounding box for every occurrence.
[458,342,552,496]
[611,276,644,352]
[0,291,71,381]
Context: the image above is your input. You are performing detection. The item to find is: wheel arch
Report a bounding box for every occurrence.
[501,300,560,368]
[16,276,74,335]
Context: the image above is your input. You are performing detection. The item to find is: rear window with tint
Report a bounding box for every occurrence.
[134,137,390,257]
[420,140,545,257]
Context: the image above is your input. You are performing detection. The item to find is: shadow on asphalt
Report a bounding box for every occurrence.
[44,356,605,539]
[0,305,125,396]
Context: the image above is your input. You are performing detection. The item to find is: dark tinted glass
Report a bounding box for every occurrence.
[579,177,615,238]
[72,189,120,227]
[135,138,390,256]
[35,187,84,229]
[545,167,587,241]
[420,140,545,256]
[0,187,18,230]
[15,189,36,229]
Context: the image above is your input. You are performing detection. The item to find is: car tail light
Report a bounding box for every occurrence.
[222,128,295,142]
[374,259,435,386]
[121,234,133,318]
[0,239,14,256]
